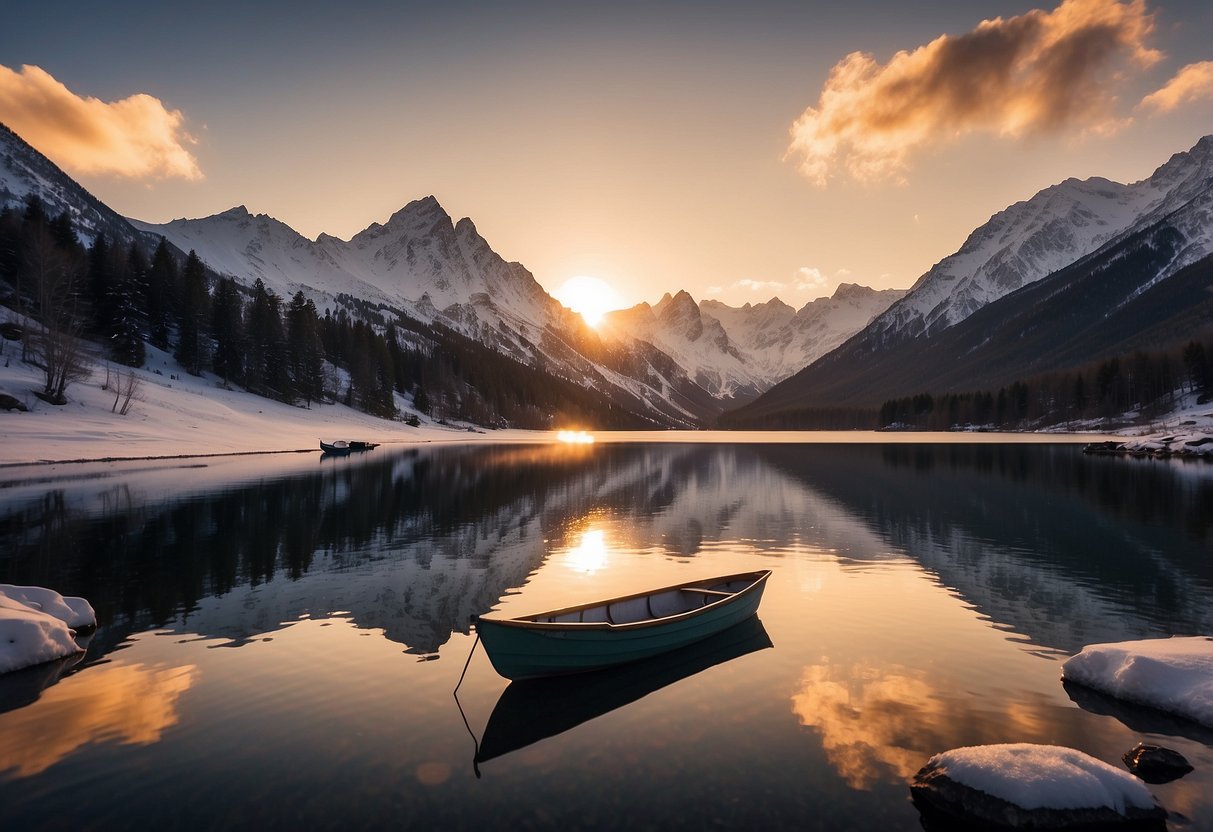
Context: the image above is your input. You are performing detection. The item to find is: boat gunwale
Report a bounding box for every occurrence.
[476,569,770,632]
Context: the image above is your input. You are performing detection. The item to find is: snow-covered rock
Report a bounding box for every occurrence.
[872,134,1213,340]
[911,744,1165,829]
[1062,636,1213,728]
[0,584,96,629]
[0,586,93,674]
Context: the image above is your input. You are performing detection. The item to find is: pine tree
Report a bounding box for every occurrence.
[86,235,115,337]
[210,276,244,385]
[246,279,291,400]
[175,250,209,375]
[108,243,147,367]
[286,291,324,406]
[146,238,178,350]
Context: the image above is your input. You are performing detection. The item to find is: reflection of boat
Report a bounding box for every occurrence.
[474,570,770,680]
[475,615,772,766]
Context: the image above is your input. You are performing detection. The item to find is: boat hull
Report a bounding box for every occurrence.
[475,571,769,680]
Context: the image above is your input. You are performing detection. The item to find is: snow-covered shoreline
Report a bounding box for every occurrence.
[2,325,1199,468]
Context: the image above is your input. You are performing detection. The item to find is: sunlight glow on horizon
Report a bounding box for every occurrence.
[552,275,624,327]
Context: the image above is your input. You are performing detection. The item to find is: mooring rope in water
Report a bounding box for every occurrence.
[452,624,483,778]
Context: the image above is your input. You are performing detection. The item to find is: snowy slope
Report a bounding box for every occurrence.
[132,199,721,425]
[873,134,1213,340]
[0,122,163,252]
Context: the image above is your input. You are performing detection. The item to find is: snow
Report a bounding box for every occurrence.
[923,744,1156,814]
[0,329,542,467]
[872,134,1213,339]
[0,585,95,629]
[0,586,91,674]
[1062,636,1213,727]
[602,284,905,400]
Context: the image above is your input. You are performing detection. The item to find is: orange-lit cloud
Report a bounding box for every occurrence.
[0,64,202,181]
[1140,61,1213,112]
[791,660,1064,790]
[787,0,1161,185]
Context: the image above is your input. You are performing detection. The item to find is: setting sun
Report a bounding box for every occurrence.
[552,275,624,327]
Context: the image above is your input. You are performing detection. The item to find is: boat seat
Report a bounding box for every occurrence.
[681,587,732,598]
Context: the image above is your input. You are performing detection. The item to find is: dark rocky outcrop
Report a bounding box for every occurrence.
[1123,743,1194,784]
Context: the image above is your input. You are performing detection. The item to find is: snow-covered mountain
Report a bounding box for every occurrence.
[133,199,902,414]
[0,117,903,423]
[131,200,733,425]
[874,134,1213,340]
[132,198,579,352]
[731,134,1213,421]
[603,284,904,402]
[0,122,165,253]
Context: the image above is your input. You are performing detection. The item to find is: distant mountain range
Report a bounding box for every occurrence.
[731,134,1213,423]
[1,119,905,426]
[6,117,1210,430]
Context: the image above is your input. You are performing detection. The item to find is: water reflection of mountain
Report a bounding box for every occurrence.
[2,442,1209,657]
[756,444,1213,653]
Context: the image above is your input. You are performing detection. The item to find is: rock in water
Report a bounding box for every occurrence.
[911,744,1167,830]
[1123,743,1194,784]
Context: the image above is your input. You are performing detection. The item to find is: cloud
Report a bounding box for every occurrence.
[0,64,202,180]
[737,278,786,293]
[787,0,1161,186]
[793,266,829,293]
[1139,61,1213,112]
[729,267,843,298]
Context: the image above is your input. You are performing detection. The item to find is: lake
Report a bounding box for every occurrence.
[1,437,1211,830]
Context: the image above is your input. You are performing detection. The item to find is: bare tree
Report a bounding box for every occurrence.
[25,226,91,404]
[112,368,144,415]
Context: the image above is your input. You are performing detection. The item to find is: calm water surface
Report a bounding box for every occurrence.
[1,438,1211,830]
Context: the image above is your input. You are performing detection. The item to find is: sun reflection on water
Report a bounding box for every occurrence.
[563,528,610,574]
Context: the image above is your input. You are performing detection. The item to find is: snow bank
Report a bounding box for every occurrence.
[1090,432,1213,459]
[922,744,1155,813]
[912,744,1165,829]
[0,586,93,674]
[1062,636,1213,727]
[0,585,96,629]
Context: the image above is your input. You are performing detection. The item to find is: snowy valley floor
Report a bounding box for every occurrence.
[1,337,1210,468]
[0,341,544,467]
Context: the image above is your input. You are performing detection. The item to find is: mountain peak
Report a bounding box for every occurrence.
[831,282,871,301]
[218,205,250,219]
[383,195,449,228]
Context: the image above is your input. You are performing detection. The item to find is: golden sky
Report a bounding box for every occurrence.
[1,0,1210,309]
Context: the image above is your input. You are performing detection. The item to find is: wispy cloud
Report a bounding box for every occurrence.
[0,64,202,180]
[1139,61,1213,112]
[786,0,1161,186]
[729,267,847,298]
[737,278,786,293]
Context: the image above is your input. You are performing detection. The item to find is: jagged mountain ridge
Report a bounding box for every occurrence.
[0,122,172,254]
[0,118,903,424]
[873,134,1213,340]
[131,199,733,425]
[603,284,905,402]
[730,134,1213,420]
[133,199,903,416]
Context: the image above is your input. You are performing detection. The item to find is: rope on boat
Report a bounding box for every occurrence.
[453,625,483,778]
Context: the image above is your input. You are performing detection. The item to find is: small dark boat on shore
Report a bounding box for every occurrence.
[320,440,379,454]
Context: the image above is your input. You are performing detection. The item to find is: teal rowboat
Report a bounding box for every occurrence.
[473,570,771,680]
